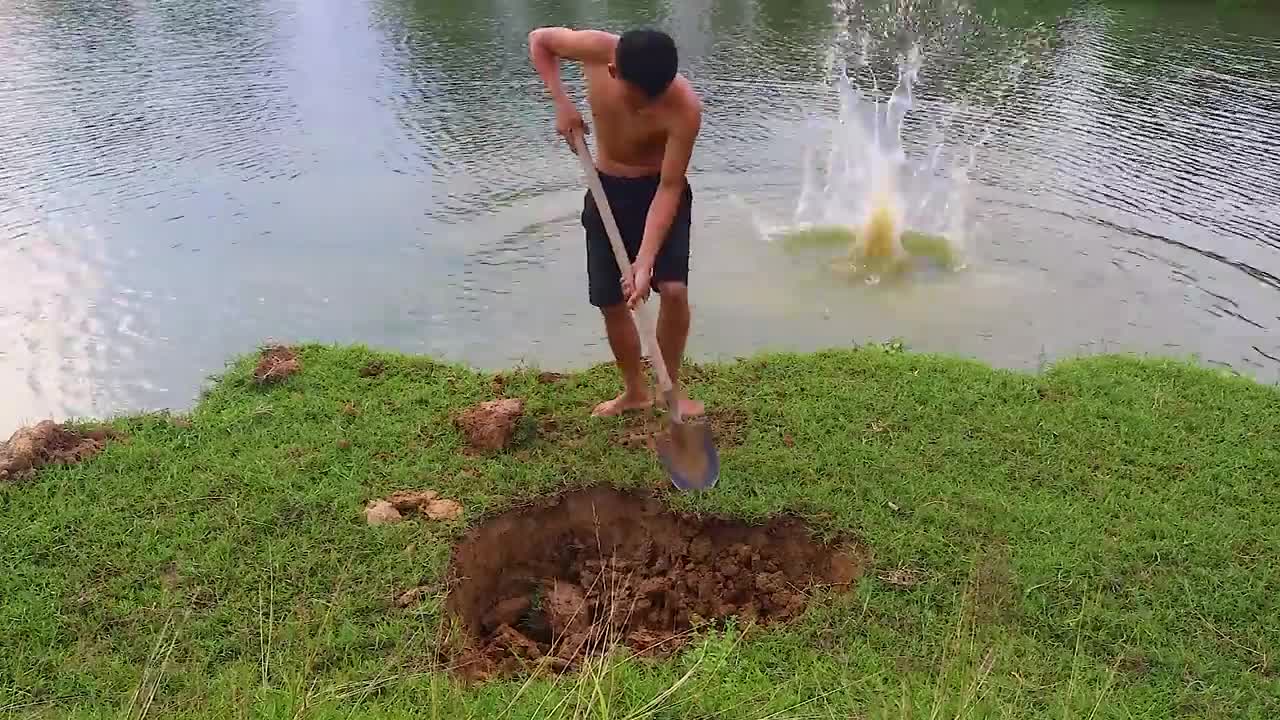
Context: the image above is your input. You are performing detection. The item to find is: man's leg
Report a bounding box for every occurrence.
[655,282,704,417]
[584,182,654,418]
[651,182,702,417]
[592,303,653,416]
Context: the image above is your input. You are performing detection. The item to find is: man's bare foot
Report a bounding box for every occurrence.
[591,391,653,417]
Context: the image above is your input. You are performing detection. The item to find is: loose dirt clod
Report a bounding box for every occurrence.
[366,490,463,526]
[387,489,463,521]
[456,398,524,452]
[443,486,867,681]
[0,420,116,481]
[365,500,402,525]
[253,345,301,384]
[395,585,433,608]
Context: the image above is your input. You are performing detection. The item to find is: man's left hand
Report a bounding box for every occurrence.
[627,261,653,308]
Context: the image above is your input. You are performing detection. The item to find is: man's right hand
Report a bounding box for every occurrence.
[556,103,588,151]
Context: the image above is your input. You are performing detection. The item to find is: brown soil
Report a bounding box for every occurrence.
[253,345,301,384]
[365,500,402,525]
[456,398,524,452]
[365,489,463,525]
[359,360,386,378]
[490,373,507,395]
[443,486,867,681]
[387,489,464,520]
[0,420,117,480]
[615,406,749,452]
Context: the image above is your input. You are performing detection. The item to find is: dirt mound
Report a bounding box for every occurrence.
[253,345,300,384]
[0,420,116,480]
[359,360,385,378]
[456,398,524,452]
[443,486,867,680]
[364,489,464,525]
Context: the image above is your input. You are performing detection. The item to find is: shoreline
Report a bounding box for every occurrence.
[6,335,1275,441]
[2,343,1277,718]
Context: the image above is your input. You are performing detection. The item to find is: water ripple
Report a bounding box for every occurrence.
[2,0,1279,432]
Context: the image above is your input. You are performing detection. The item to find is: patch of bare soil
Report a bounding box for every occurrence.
[359,360,386,378]
[970,548,1017,625]
[706,406,749,445]
[443,486,867,681]
[535,418,592,453]
[456,398,524,452]
[490,373,509,396]
[253,345,301,384]
[365,489,464,525]
[0,420,118,480]
[615,406,748,452]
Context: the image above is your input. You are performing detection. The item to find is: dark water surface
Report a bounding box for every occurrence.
[2,0,1278,432]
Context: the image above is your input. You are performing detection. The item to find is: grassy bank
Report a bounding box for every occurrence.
[2,344,1277,719]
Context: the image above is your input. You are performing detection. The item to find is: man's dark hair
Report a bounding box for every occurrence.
[615,29,678,99]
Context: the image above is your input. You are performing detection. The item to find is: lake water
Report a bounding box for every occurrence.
[2,0,1278,433]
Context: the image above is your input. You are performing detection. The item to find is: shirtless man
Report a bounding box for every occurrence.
[528,26,704,418]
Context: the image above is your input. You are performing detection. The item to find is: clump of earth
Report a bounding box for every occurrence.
[253,345,301,384]
[365,489,463,525]
[0,420,118,480]
[443,486,867,680]
[455,398,524,452]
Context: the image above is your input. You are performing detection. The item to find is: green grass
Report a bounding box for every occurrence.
[2,343,1278,719]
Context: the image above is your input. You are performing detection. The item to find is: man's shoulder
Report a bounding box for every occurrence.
[665,76,702,130]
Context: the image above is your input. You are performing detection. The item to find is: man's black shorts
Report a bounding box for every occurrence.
[581,171,692,308]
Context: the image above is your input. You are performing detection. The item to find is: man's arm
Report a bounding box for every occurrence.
[527,27,617,110]
[636,100,702,271]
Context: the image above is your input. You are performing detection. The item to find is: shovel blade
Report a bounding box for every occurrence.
[654,418,720,491]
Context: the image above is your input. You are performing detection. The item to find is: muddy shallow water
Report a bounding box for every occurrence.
[2,0,1279,433]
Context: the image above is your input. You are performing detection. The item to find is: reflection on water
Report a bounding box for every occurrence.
[1,0,1279,433]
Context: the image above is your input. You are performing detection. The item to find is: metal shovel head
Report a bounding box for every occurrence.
[654,416,720,491]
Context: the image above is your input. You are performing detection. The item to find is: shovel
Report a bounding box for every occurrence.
[571,132,720,491]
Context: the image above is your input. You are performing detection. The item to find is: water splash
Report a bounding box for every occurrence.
[803,48,929,279]
[761,0,1030,283]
